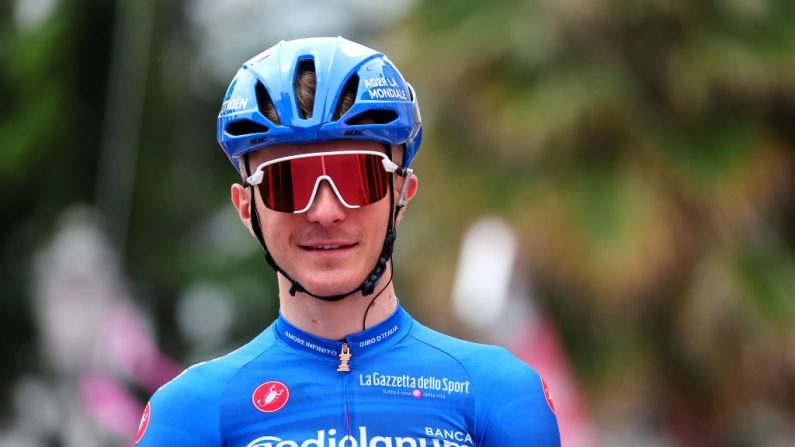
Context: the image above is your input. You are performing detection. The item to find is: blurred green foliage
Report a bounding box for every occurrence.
[0,0,115,405]
[0,0,276,404]
[389,0,795,442]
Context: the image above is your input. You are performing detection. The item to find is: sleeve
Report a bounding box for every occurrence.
[135,367,222,446]
[473,348,561,447]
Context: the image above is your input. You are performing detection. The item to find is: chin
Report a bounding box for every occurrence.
[300,273,365,298]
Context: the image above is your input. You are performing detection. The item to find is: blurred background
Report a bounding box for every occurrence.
[2,0,795,445]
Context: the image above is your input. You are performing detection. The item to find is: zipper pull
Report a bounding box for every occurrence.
[337,342,351,372]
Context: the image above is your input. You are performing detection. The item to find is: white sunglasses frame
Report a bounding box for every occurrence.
[245,150,407,214]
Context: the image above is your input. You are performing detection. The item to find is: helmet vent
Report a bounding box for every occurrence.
[345,109,398,125]
[256,81,281,125]
[226,119,269,136]
[294,58,316,119]
[333,74,360,121]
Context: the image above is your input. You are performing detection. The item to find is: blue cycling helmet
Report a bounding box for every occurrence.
[217,36,422,170]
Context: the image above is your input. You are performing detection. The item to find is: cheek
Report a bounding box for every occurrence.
[361,202,393,237]
[257,209,294,246]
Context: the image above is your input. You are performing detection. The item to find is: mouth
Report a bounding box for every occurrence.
[299,242,357,252]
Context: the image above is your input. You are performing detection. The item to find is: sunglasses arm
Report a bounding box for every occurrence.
[397,168,414,208]
[243,169,264,187]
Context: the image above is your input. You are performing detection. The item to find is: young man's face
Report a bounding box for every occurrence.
[232,140,417,297]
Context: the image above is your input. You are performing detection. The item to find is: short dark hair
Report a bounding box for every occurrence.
[261,68,356,122]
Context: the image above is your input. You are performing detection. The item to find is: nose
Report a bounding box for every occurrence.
[305,179,346,226]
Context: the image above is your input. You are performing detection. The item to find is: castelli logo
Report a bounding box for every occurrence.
[252,381,289,413]
[135,402,151,443]
[541,378,556,414]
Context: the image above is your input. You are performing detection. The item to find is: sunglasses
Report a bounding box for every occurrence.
[245,150,401,213]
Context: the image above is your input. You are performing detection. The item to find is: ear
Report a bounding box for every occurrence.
[231,183,256,238]
[395,172,419,225]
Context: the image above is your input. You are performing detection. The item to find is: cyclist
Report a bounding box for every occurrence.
[136,36,560,446]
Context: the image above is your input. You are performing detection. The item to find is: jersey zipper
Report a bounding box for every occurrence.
[337,341,353,438]
[337,341,351,372]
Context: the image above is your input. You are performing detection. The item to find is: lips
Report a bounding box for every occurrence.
[300,242,357,251]
[312,245,344,250]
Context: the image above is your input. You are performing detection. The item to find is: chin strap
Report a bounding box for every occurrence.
[244,152,409,302]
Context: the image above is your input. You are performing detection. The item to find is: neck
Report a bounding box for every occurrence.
[277,273,398,340]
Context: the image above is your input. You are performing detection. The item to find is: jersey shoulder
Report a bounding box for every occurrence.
[408,319,536,385]
[408,320,560,446]
[136,326,279,446]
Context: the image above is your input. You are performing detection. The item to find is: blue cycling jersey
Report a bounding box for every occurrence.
[136,304,560,446]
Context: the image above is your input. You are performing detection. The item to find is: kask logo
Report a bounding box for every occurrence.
[135,402,150,444]
[253,381,290,413]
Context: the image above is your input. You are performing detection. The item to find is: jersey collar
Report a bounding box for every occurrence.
[274,303,412,359]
